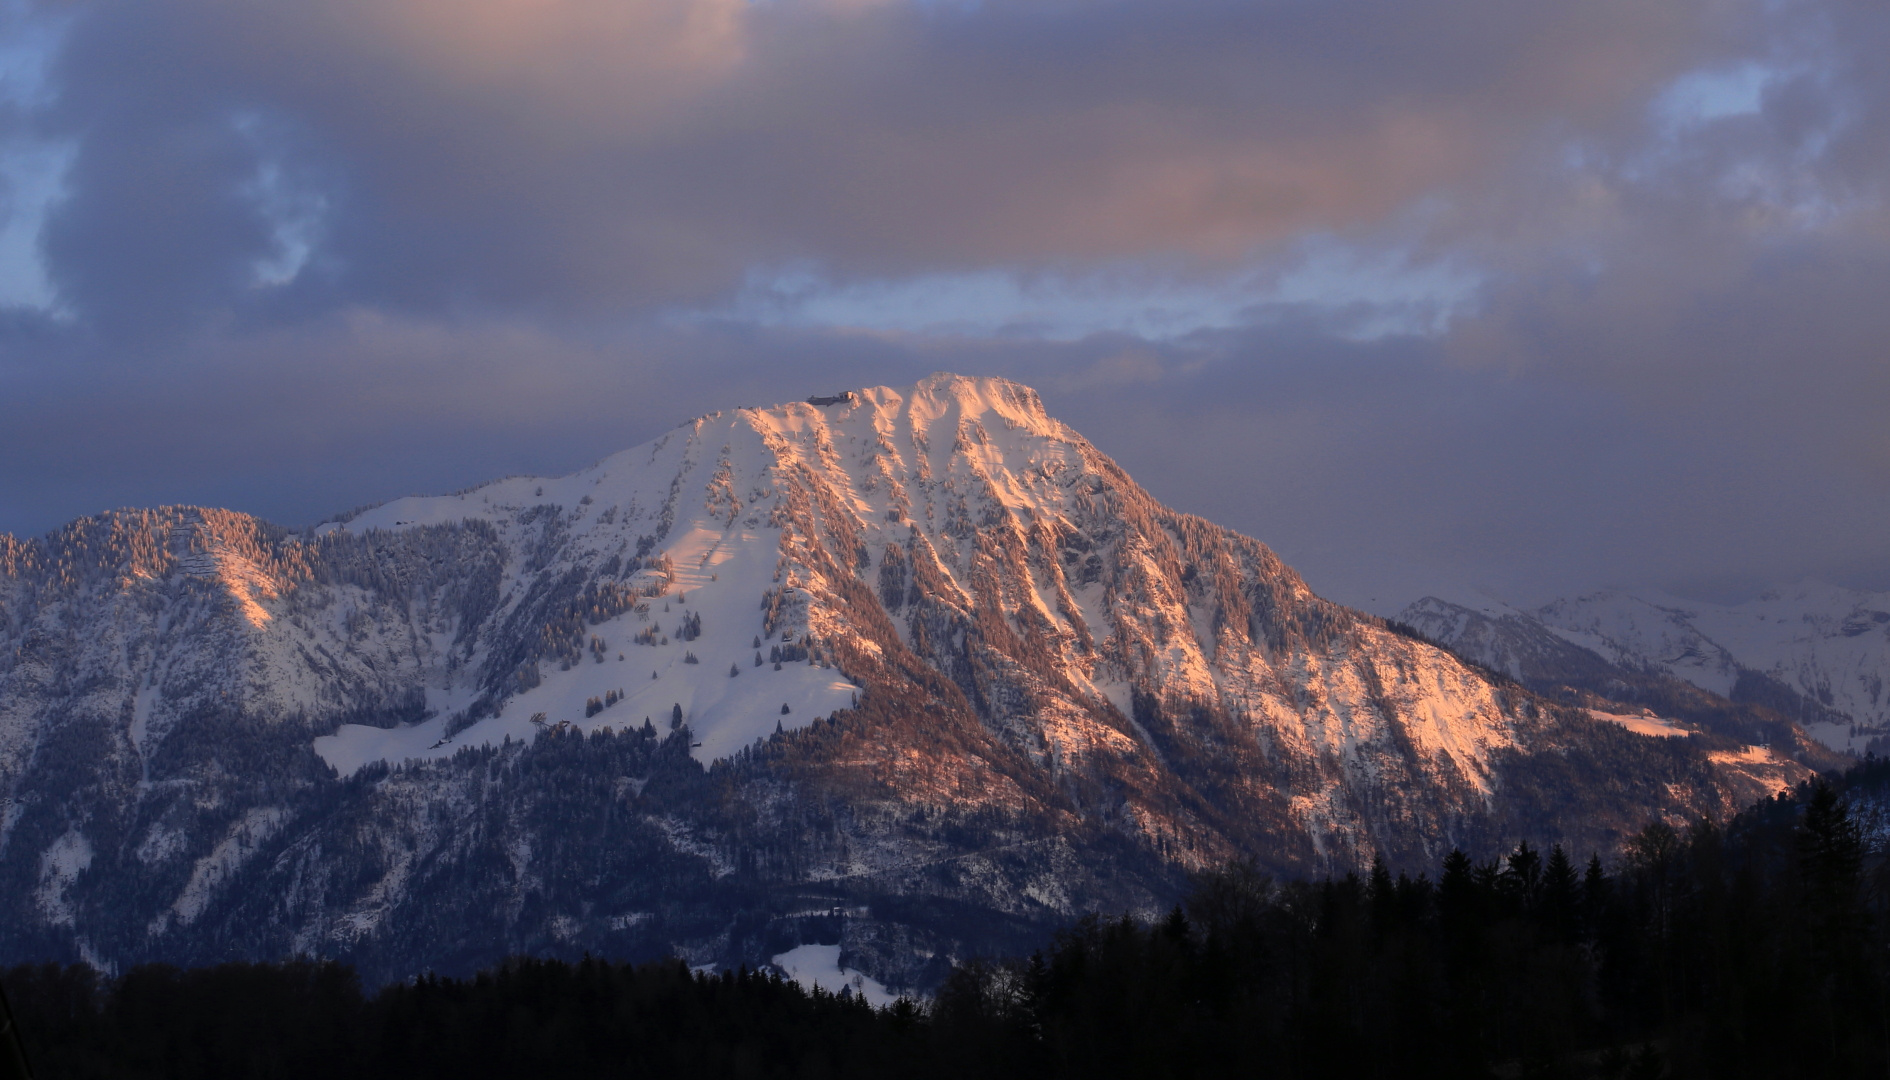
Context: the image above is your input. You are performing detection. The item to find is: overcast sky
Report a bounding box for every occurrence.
[1,0,1885,612]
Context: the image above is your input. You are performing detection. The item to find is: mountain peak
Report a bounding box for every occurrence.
[908,371,1052,421]
[734,372,1061,444]
[0,373,1823,988]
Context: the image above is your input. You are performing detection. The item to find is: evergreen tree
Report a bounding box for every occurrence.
[1541,845,1579,943]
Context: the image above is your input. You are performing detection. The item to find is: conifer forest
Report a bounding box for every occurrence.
[7,759,1890,1080]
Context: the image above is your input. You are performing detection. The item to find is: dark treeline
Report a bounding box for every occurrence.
[3,958,918,1080]
[9,760,1890,1079]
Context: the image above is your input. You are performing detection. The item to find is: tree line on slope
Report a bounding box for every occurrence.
[7,758,1890,1080]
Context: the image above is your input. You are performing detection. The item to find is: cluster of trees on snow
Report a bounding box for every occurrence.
[768,640,809,666]
[583,690,624,718]
[675,611,703,642]
[480,534,666,703]
[11,760,1890,1078]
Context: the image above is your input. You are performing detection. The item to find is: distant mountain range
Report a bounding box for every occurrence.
[0,374,1829,989]
[1399,585,1890,757]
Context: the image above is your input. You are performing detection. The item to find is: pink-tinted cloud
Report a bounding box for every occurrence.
[31,0,1745,321]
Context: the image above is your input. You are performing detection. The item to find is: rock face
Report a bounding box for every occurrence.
[0,374,1815,987]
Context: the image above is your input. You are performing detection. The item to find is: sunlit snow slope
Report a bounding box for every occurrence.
[302,374,1509,793]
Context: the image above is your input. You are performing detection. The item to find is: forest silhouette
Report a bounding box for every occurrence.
[7,759,1890,1080]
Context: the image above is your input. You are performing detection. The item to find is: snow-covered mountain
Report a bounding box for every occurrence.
[1400,586,1890,756]
[0,374,1815,986]
[1537,587,1890,753]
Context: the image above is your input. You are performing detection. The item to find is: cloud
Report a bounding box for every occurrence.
[1,0,1887,610]
[24,0,1742,329]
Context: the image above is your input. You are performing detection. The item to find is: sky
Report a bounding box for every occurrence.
[0,0,1886,613]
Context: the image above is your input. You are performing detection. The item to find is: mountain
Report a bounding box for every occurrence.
[1400,587,1887,757]
[1536,586,1890,753]
[0,374,1816,988]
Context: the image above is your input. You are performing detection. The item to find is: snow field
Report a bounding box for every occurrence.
[312,513,857,775]
[770,943,899,1007]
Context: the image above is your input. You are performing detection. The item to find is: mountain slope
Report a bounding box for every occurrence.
[1535,587,1890,754]
[1397,595,1847,767]
[0,374,1813,985]
[1400,587,1885,756]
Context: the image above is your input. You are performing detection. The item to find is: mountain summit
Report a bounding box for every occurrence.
[0,374,1815,986]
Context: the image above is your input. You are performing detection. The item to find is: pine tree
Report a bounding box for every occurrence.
[1580,853,1610,932]
[1503,841,1543,913]
[1438,849,1479,941]
[1368,855,1397,937]
[1541,845,1579,943]
[1798,781,1866,966]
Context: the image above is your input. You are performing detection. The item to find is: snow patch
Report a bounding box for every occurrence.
[1709,744,1786,767]
[36,829,92,927]
[1588,709,1690,739]
[168,806,288,927]
[771,943,899,1007]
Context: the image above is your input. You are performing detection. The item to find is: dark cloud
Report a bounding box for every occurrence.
[30,0,1741,326]
[1,0,1887,611]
